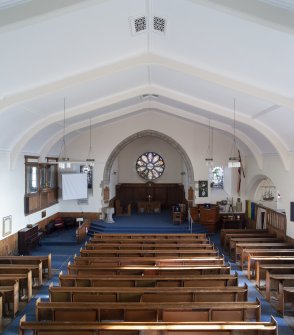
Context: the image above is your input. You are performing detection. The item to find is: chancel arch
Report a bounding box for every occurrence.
[102,129,195,202]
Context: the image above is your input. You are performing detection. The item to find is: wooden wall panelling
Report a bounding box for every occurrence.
[116,183,186,210]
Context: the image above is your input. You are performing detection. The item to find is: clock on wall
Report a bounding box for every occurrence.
[136,152,165,181]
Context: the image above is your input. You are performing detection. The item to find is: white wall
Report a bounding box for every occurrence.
[5,109,287,239]
[117,136,182,183]
[245,153,294,237]
[58,110,244,213]
[0,151,58,241]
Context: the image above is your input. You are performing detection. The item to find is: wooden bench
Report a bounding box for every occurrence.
[242,249,294,272]
[0,263,42,287]
[85,241,214,250]
[59,271,239,288]
[235,243,292,264]
[265,272,294,302]
[90,237,209,244]
[224,232,275,251]
[0,281,19,317]
[19,315,279,335]
[0,271,33,301]
[246,255,294,280]
[79,248,219,258]
[278,286,294,315]
[67,262,231,276]
[74,255,224,267]
[48,284,248,303]
[36,298,260,322]
[228,237,280,257]
[255,263,294,288]
[92,233,207,240]
[0,254,51,278]
[221,229,268,247]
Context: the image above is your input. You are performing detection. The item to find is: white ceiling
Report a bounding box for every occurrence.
[0,0,294,169]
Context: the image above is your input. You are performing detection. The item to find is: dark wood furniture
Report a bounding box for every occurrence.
[220,212,245,229]
[18,224,41,255]
[115,182,186,210]
[137,201,161,213]
[199,204,220,233]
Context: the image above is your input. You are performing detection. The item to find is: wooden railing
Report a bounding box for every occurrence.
[245,201,286,238]
[75,219,90,242]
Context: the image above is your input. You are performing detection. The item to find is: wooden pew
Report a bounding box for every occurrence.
[48,284,248,303]
[79,249,219,258]
[278,286,294,315]
[221,229,268,247]
[255,263,294,288]
[265,272,294,302]
[0,271,33,301]
[235,242,292,264]
[85,241,214,250]
[0,254,51,278]
[67,263,231,276]
[36,298,260,322]
[59,271,239,288]
[228,237,280,257]
[224,232,276,251]
[74,256,224,267]
[92,233,207,240]
[19,315,279,335]
[90,237,209,244]
[0,263,42,287]
[246,255,294,280]
[0,281,19,317]
[242,249,294,272]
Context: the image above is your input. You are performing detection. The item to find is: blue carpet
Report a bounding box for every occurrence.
[2,213,294,334]
[88,210,208,235]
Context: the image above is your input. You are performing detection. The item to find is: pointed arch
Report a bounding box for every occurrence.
[102,129,195,190]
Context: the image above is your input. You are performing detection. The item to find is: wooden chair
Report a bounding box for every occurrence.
[115,200,131,216]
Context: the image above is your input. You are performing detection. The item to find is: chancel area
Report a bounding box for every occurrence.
[1,0,294,334]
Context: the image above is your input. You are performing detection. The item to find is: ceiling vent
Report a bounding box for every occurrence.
[153,16,166,33]
[130,15,147,35]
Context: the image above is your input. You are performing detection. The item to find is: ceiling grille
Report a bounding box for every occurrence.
[153,16,166,33]
[130,15,147,35]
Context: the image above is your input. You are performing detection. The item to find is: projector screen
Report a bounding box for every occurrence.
[62,173,88,200]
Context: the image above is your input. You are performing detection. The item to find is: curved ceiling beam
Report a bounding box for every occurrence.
[152,85,291,170]
[36,99,263,171]
[2,53,294,114]
[10,83,290,170]
[9,86,150,169]
[38,101,152,162]
[7,53,292,169]
[147,101,263,169]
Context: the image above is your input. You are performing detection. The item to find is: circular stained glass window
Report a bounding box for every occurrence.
[136,152,165,180]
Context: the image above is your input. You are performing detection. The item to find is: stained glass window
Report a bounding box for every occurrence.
[136,152,165,180]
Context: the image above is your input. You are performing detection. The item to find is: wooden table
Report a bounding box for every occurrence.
[137,201,161,213]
